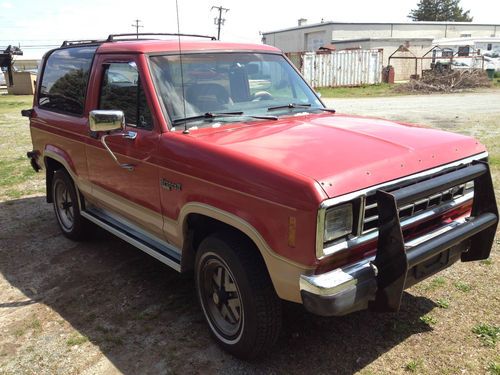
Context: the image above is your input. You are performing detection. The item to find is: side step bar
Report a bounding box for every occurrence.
[81,208,182,272]
[370,161,498,312]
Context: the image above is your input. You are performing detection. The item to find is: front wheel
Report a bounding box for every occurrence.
[195,233,282,359]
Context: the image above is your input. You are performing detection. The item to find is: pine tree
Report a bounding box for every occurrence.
[408,0,473,22]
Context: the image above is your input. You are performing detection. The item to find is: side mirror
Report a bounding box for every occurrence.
[89,110,125,132]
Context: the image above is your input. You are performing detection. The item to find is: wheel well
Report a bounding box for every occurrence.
[44,157,65,203]
[182,213,266,273]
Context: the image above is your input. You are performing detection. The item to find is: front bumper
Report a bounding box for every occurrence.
[300,162,498,316]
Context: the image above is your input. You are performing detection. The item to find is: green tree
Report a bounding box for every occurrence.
[408,0,473,22]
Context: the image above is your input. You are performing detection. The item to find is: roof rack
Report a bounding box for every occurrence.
[61,39,104,47]
[106,33,217,42]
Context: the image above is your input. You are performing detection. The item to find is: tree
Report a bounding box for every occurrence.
[408,0,473,22]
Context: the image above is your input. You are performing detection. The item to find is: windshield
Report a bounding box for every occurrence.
[149,52,323,129]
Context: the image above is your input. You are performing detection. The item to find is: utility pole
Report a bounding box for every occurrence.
[131,19,143,39]
[211,6,229,40]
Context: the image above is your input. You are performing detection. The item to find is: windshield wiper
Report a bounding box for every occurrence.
[172,111,278,125]
[267,103,336,113]
[267,103,311,111]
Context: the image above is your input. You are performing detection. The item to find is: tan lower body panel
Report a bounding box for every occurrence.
[45,150,310,303]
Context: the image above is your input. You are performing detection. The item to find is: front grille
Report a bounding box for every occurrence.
[362,169,475,234]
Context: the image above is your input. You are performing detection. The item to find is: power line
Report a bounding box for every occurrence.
[131,19,144,39]
[211,5,229,40]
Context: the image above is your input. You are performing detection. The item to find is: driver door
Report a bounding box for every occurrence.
[85,55,163,238]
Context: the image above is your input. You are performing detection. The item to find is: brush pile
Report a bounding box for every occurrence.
[396,69,491,93]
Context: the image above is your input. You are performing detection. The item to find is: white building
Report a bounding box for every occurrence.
[262,21,500,53]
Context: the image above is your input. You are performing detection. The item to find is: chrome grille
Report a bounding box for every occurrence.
[362,180,474,234]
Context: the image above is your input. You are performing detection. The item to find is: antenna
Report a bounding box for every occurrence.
[175,0,189,134]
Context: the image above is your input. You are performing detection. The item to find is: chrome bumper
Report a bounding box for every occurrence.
[300,162,498,317]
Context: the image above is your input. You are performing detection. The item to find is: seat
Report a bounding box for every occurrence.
[186,83,230,112]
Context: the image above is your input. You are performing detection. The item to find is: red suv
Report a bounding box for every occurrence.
[25,34,498,358]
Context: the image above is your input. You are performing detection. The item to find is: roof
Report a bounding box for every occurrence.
[332,37,434,44]
[95,39,280,54]
[262,21,500,35]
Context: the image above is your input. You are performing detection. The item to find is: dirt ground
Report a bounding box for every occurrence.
[1,93,499,375]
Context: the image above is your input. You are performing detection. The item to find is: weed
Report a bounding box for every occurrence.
[454,281,471,292]
[66,333,89,346]
[436,298,450,309]
[488,361,500,375]
[480,258,493,266]
[421,276,446,291]
[13,316,42,337]
[405,359,423,372]
[472,323,499,347]
[420,315,437,326]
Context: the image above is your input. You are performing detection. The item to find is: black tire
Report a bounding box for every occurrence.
[51,169,89,241]
[195,232,282,359]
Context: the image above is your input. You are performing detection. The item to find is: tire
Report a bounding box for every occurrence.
[51,169,89,241]
[195,232,282,359]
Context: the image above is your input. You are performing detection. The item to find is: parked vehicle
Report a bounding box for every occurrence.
[24,34,498,359]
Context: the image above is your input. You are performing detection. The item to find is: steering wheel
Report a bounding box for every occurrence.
[252,91,274,101]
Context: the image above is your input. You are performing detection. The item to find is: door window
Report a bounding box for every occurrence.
[99,62,153,129]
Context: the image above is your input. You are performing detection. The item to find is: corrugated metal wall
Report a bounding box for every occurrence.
[301,50,383,88]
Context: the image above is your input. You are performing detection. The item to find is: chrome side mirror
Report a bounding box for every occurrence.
[88,110,136,171]
[89,110,125,132]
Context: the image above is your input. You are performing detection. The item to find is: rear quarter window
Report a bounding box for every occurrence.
[38,46,97,116]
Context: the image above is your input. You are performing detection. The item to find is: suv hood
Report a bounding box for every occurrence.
[191,113,485,198]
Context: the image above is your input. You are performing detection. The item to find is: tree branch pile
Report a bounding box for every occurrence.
[396,69,492,93]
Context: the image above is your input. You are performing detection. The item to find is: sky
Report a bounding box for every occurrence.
[1,0,499,59]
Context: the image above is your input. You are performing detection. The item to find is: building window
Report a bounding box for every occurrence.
[458,46,470,56]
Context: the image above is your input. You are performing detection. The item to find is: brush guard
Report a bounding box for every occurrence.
[370,161,498,312]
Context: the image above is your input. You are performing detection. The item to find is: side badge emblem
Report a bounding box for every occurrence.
[161,178,182,191]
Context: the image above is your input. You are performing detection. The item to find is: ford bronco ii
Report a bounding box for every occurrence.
[24,34,498,358]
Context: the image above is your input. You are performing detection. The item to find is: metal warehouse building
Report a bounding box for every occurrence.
[262,20,500,66]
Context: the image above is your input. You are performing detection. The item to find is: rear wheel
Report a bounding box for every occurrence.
[52,169,88,240]
[195,233,282,359]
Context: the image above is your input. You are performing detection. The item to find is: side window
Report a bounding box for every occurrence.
[99,62,153,129]
[38,46,96,116]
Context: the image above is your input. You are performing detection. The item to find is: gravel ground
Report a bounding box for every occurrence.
[323,90,500,126]
[1,92,499,375]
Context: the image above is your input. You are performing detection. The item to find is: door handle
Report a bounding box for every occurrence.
[100,132,136,171]
[124,131,137,140]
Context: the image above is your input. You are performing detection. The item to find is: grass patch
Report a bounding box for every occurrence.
[454,281,471,292]
[419,315,437,326]
[13,315,42,337]
[405,359,423,372]
[436,298,450,309]
[316,83,399,98]
[480,258,494,266]
[0,94,44,199]
[421,276,446,291]
[472,323,499,347]
[66,333,89,346]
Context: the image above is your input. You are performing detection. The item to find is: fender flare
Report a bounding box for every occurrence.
[179,202,313,303]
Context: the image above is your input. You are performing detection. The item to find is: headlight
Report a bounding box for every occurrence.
[323,203,353,243]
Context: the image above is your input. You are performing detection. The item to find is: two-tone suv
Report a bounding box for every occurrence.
[25,34,498,358]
